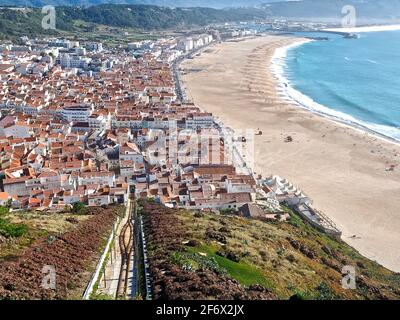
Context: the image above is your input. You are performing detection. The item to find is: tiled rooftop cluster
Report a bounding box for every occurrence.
[0,34,272,213]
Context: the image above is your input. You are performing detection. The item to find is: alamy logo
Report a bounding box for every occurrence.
[41,265,56,290]
[342,5,357,28]
[341,265,356,289]
[42,6,56,30]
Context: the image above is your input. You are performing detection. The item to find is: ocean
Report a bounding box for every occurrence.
[272,31,400,142]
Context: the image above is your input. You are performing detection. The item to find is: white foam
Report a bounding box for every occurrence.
[366,59,378,64]
[324,24,400,33]
[270,40,400,143]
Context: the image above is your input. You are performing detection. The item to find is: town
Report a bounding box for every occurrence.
[0,29,340,236]
[2,0,400,305]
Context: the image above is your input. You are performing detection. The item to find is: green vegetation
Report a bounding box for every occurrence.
[0,219,28,238]
[72,202,89,215]
[175,208,400,299]
[0,1,265,8]
[0,209,90,262]
[90,292,115,300]
[0,207,28,238]
[186,244,274,290]
[139,200,400,300]
[219,208,237,215]
[0,206,120,299]
[171,249,227,275]
[0,4,266,41]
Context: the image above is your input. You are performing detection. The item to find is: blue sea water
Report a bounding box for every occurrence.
[281,31,400,141]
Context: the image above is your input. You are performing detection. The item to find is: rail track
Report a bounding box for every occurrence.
[116,202,134,299]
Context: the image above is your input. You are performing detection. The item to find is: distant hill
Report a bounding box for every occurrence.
[1,0,400,20]
[0,4,268,39]
[0,0,277,9]
[262,0,400,20]
[1,1,400,40]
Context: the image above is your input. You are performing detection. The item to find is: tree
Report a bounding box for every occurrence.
[72,202,89,215]
[0,206,9,216]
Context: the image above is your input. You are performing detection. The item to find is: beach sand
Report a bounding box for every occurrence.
[181,36,400,272]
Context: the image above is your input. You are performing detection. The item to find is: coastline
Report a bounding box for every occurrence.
[271,39,400,145]
[181,35,400,272]
[324,24,400,33]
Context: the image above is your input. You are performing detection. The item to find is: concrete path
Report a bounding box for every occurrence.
[97,200,136,299]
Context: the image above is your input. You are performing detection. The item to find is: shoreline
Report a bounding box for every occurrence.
[324,24,400,33]
[271,38,400,146]
[181,35,400,272]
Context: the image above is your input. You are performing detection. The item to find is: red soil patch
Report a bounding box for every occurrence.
[0,206,119,300]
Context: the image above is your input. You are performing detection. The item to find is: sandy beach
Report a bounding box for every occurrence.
[181,36,400,272]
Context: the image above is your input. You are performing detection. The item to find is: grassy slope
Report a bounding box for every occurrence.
[0,211,90,262]
[0,206,124,299]
[175,208,400,300]
[186,244,275,289]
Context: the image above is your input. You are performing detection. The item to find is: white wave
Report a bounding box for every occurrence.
[270,40,400,142]
[366,59,379,64]
[323,24,400,33]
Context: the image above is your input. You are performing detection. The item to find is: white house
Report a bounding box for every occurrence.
[3,123,31,138]
[185,113,214,129]
[78,171,115,186]
[62,105,93,123]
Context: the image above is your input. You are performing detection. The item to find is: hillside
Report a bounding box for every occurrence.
[262,0,400,20]
[140,200,400,300]
[0,4,267,39]
[0,1,276,9]
[2,1,400,40]
[0,206,123,299]
[1,0,400,19]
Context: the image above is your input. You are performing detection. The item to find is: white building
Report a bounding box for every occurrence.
[62,105,93,123]
[120,143,144,164]
[186,113,214,129]
[60,53,90,69]
[3,123,31,138]
[49,39,78,49]
[75,47,87,56]
[88,114,110,131]
[178,38,194,52]
[86,42,103,52]
[78,171,115,187]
